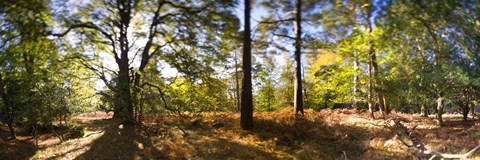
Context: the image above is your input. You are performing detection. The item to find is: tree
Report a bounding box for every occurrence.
[241,0,253,130]
[0,0,92,139]
[254,52,277,111]
[293,0,304,115]
[258,0,310,115]
[56,0,239,125]
[277,54,295,109]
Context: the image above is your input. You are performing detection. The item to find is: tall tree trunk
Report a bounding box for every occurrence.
[436,97,444,126]
[235,50,241,112]
[241,0,253,130]
[0,72,15,139]
[115,1,137,125]
[366,1,384,118]
[353,52,359,109]
[368,61,375,120]
[117,61,134,124]
[370,49,385,117]
[293,0,304,115]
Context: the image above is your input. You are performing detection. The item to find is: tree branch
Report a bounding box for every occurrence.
[258,18,295,24]
[50,22,121,62]
[76,56,114,90]
[141,82,183,116]
[273,33,296,40]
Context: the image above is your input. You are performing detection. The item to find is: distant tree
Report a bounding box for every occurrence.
[254,52,277,111]
[259,0,308,115]
[277,54,295,109]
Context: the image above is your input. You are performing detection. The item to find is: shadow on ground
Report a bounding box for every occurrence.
[75,119,164,160]
[0,125,37,160]
[0,138,36,160]
[144,109,410,159]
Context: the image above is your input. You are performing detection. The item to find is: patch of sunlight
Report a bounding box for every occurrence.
[134,140,144,150]
[346,116,369,125]
[31,131,105,160]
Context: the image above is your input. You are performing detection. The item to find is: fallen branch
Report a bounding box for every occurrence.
[387,119,480,159]
[423,144,480,159]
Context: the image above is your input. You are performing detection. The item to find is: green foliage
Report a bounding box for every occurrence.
[160,77,235,113]
[0,0,98,130]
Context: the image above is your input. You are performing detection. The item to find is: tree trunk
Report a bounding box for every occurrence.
[0,72,15,139]
[353,52,359,109]
[366,1,384,118]
[116,61,134,124]
[462,95,470,121]
[268,82,272,111]
[116,17,134,123]
[436,97,444,126]
[420,103,428,117]
[241,0,253,130]
[370,50,385,117]
[115,1,136,125]
[293,0,304,115]
[384,97,390,114]
[235,50,241,112]
[462,103,469,121]
[302,66,308,109]
[368,60,375,120]
[470,103,476,119]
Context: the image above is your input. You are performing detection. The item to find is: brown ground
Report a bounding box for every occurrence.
[1,109,479,159]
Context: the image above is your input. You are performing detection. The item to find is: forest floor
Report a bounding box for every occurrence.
[1,109,480,159]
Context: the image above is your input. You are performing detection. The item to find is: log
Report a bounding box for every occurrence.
[386,119,480,159]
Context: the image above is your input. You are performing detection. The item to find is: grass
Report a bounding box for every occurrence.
[1,109,480,159]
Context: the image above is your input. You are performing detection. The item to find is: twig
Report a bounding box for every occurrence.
[423,144,480,159]
[342,151,348,160]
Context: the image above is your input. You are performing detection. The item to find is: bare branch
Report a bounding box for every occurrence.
[76,56,114,90]
[258,18,295,24]
[0,34,21,50]
[50,22,121,62]
[273,33,295,40]
[141,82,184,116]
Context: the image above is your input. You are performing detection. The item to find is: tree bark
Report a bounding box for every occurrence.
[0,72,15,139]
[470,102,476,119]
[241,0,253,130]
[293,0,304,115]
[367,61,375,120]
[462,94,470,121]
[235,50,241,112]
[366,1,384,118]
[384,97,390,114]
[436,97,444,126]
[371,50,385,117]
[116,60,134,124]
[353,52,359,109]
[268,82,272,111]
[420,103,428,117]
